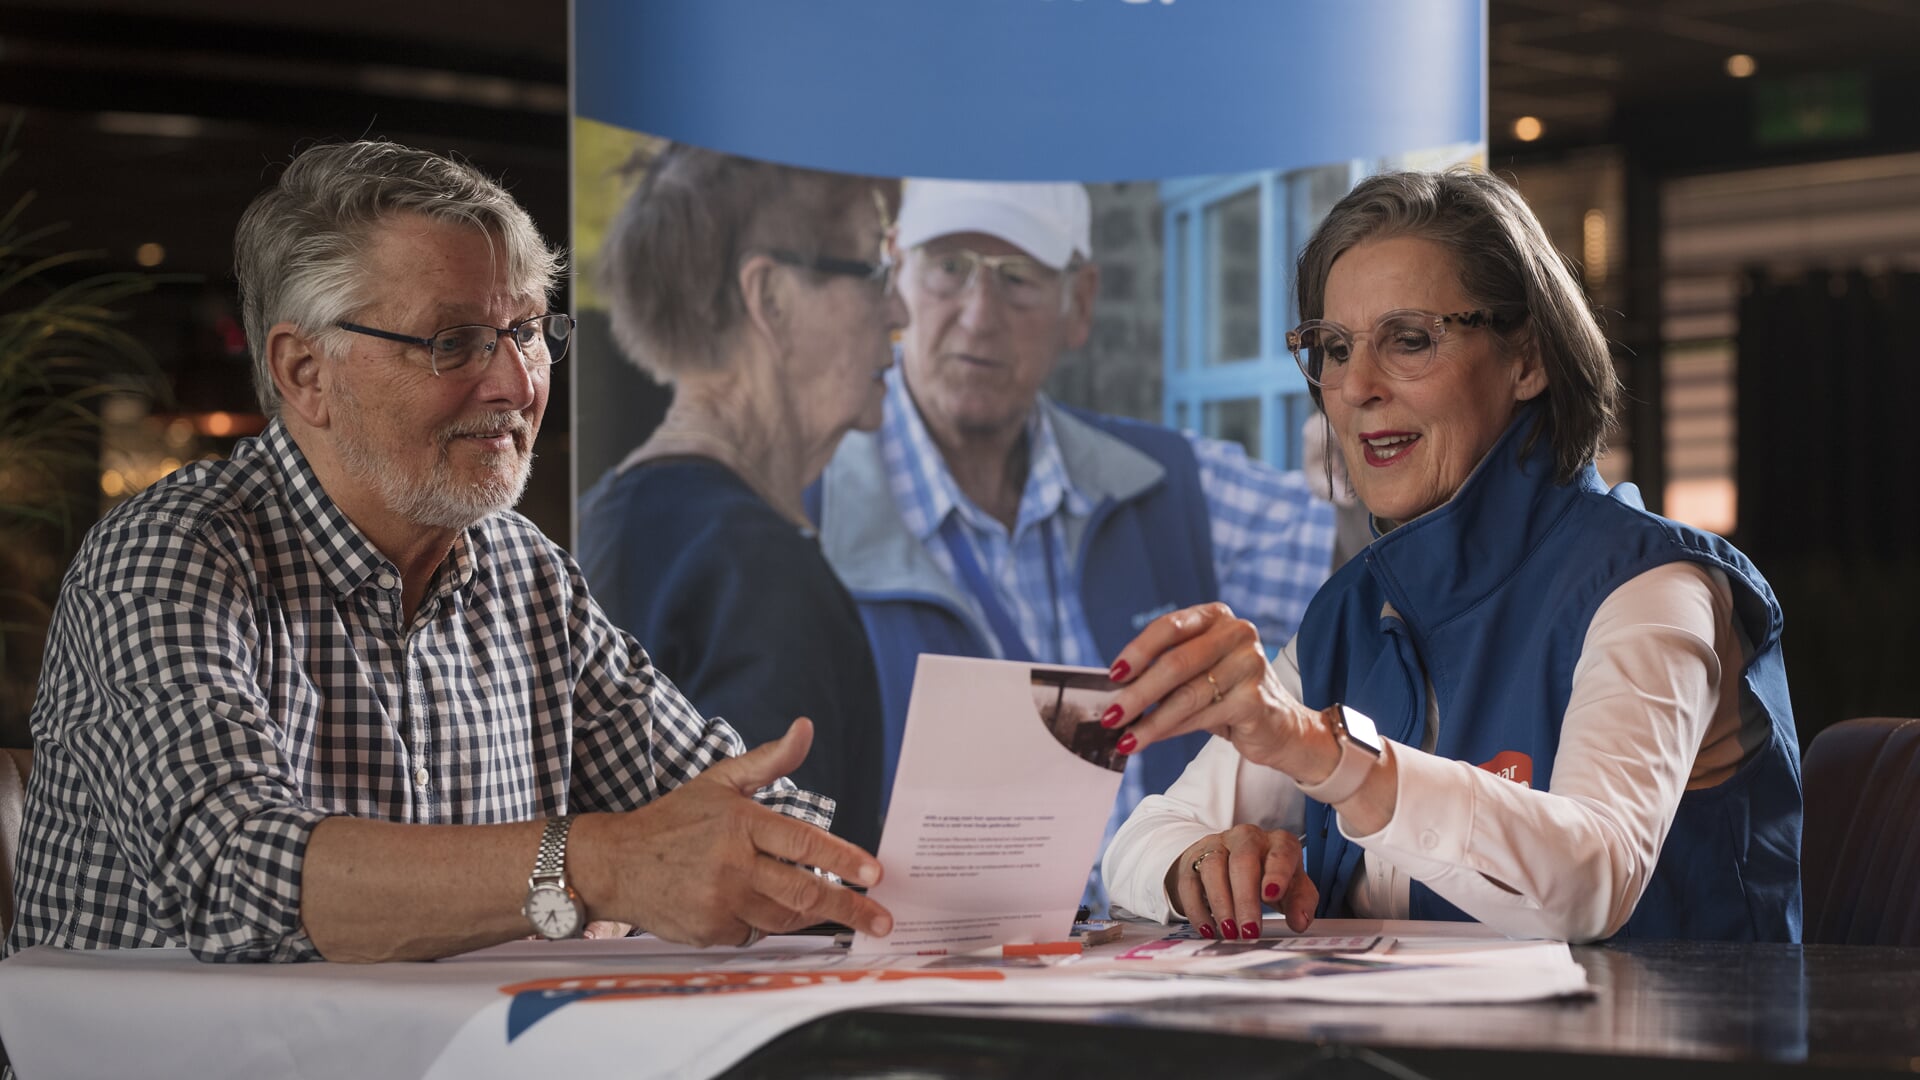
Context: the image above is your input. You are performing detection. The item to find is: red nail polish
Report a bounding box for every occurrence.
[1263,882,1280,901]
[1101,704,1124,728]
[1115,733,1137,755]
[1109,659,1131,682]
[1197,924,1214,939]
[1242,921,1260,940]
[1221,920,1239,940]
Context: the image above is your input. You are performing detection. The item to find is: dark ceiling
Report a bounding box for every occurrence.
[7,0,1920,281]
[1491,0,1920,149]
[0,0,570,279]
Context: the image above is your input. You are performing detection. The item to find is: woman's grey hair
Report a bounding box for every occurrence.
[598,142,899,383]
[1295,169,1618,483]
[233,140,562,416]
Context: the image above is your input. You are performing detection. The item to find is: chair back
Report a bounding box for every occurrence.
[1,746,30,941]
[1801,717,1920,945]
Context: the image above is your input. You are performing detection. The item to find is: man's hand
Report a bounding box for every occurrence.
[571,718,893,947]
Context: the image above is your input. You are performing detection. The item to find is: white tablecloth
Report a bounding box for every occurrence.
[0,921,1588,1079]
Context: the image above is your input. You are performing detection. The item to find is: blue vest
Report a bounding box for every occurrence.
[1296,411,1802,942]
[809,403,1217,812]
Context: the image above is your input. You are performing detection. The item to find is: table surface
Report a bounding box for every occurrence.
[719,940,1920,1079]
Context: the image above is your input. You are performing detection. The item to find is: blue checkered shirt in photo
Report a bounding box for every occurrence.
[5,420,830,963]
[878,369,1334,910]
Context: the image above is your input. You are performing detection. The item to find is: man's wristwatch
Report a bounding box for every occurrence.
[523,815,586,940]
[1295,703,1385,805]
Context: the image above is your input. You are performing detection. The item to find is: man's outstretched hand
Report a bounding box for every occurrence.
[571,718,893,947]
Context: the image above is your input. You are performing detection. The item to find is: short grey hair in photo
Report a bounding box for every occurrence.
[598,142,899,383]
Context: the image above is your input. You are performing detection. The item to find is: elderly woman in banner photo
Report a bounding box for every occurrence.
[1098,170,1800,945]
[578,144,905,854]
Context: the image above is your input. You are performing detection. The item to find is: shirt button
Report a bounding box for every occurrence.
[413,767,430,788]
[1419,829,1440,851]
[377,572,398,591]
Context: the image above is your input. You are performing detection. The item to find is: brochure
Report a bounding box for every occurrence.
[851,656,1126,955]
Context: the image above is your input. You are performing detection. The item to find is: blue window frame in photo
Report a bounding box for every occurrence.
[1162,163,1370,470]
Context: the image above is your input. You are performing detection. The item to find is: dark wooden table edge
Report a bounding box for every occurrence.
[717,1006,1910,1080]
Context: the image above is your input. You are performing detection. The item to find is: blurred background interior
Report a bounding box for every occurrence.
[2,0,1915,747]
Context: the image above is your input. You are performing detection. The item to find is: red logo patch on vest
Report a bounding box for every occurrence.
[1479,750,1533,788]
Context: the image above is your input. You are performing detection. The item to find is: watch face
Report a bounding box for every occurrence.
[1337,705,1386,756]
[525,883,583,940]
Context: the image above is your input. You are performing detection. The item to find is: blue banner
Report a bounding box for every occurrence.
[573,0,1484,181]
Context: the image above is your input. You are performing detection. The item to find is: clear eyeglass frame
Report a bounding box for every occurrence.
[1285,307,1522,389]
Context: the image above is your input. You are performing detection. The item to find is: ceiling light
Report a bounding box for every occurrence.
[1726,54,1757,78]
[1513,116,1544,142]
[95,112,205,138]
[135,243,166,267]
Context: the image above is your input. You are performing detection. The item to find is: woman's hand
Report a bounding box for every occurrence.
[1104,603,1321,777]
[1167,825,1317,939]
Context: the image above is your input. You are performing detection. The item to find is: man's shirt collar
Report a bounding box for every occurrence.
[879,366,1095,543]
[261,420,477,604]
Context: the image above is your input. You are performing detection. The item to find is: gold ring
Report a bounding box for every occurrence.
[1191,848,1221,875]
[1205,671,1224,705]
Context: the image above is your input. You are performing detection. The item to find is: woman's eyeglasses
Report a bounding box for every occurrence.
[765,250,896,295]
[1286,307,1525,389]
[761,186,899,297]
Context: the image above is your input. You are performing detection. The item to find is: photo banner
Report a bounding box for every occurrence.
[573,0,1485,182]
[562,0,1492,950]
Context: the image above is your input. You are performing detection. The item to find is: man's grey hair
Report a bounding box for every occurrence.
[233,140,562,416]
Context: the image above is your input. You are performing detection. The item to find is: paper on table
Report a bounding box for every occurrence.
[0,922,1590,1080]
[852,656,1126,955]
[1076,918,1590,1003]
[1117,935,1392,963]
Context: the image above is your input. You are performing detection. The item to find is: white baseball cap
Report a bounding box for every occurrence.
[894,178,1091,271]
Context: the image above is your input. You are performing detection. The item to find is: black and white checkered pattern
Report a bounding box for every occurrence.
[5,421,831,962]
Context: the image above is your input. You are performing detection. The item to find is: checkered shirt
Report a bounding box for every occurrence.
[5,421,830,962]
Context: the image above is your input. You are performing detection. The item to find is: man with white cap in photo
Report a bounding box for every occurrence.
[807,179,1334,912]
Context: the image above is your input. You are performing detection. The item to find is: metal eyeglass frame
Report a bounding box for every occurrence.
[335,314,576,377]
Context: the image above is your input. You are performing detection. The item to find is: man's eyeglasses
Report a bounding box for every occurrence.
[336,313,575,378]
[911,247,1066,311]
[1285,307,1526,389]
[765,250,896,295]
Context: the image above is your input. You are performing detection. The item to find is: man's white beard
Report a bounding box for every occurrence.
[334,406,533,530]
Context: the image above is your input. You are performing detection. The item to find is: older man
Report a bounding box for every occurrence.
[6,141,889,963]
[810,180,1334,907]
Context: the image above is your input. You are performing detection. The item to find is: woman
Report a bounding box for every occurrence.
[1099,170,1800,944]
[578,144,906,853]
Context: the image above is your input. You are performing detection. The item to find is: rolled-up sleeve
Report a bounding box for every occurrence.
[47,544,330,962]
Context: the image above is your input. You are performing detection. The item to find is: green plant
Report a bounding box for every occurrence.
[0,115,165,744]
